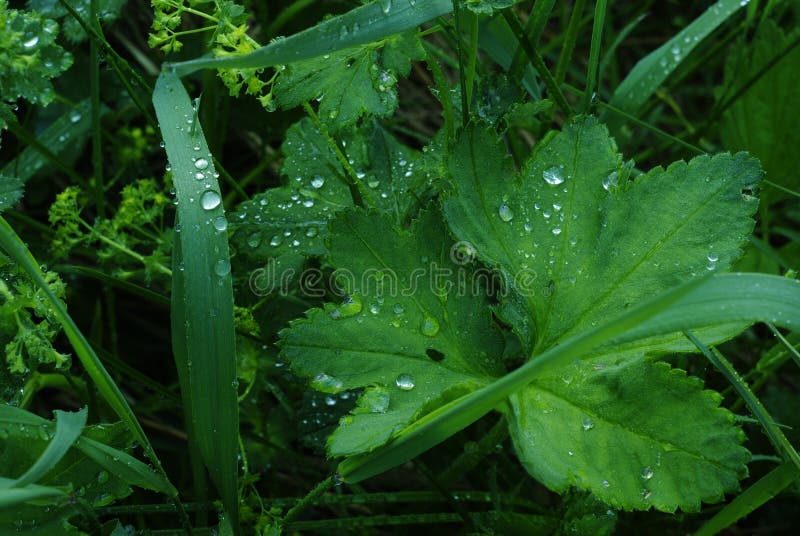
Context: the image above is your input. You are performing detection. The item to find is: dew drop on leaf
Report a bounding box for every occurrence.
[337,295,363,318]
[420,315,439,337]
[498,203,514,222]
[602,171,619,191]
[23,35,39,48]
[311,175,325,188]
[194,157,209,170]
[542,166,565,185]
[641,466,654,480]
[96,471,109,484]
[214,259,231,277]
[213,216,228,231]
[200,190,221,210]
[395,373,415,391]
[312,373,344,392]
[582,418,595,430]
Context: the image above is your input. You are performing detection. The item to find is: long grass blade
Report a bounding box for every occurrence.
[168,0,453,77]
[582,0,607,111]
[695,462,800,536]
[339,273,800,482]
[0,478,66,508]
[602,0,747,133]
[152,71,239,532]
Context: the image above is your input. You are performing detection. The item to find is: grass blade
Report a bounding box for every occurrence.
[696,462,800,536]
[602,0,747,133]
[684,330,800,471]
[582,0,607,111]
[0,479,66,508]
[339,273,800,482]
[10,408,86,488]
[152,71,239,531]
[169,0,453,76]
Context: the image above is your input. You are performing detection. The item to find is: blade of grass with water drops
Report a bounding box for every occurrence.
[152,70,239,532]
[340,273,800,482]
[168,0,454,77]
[601,0,747,135]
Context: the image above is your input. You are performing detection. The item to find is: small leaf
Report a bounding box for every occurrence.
[0,175,23,212]
[28,0,128,42]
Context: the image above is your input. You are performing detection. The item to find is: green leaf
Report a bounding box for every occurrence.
[10,407,86,488]
[508,359,748,512]
[230,118,431,270]
[273,32,424,128]
[27,0,128,42]
[443,117,760,353]
[719,21,800,201]
[353,116,761,510]
[0,478,65,509]
[152,70,239,530]
[602,0,746,137]
[0,0,73,105]
[0,175,22,212]
[279,208,504,456]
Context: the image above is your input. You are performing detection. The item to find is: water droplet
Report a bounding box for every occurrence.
[602,480,610,488]
[194,171,205,180]
[543,166,565,185]
[69,111,81,123]
[213,215,228,231]
[194,157,209,170]
[420,315,439,337]
[380,0,393,13]
[23,35,39,48]
[96,471,109,484]
[305,227,318,237]
[582,418,595,431]
[302,199,314,208]
[200,190,221,210]
[312,373,344,392]
[707,252,719,262]
[602,171,619,191]
[269,235,282,247]
[325,396,337,406]
[393,304,405,314]
[337,295,363,318]
[395,374,415,391]
[552,227,562,235]
[641,466,654,480]
[311,175,325,188]
[214,259,231,276]
[498,203,514,222]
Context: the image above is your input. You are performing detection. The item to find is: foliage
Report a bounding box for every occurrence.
[1,0,799,534]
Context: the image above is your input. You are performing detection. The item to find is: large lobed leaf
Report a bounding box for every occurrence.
[441,116,760,510]
[279,209,504,456]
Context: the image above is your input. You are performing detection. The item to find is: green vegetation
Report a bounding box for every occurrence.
[1,0,799,534]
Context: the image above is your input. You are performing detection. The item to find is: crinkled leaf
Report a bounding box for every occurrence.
[230,118,431,269]
[0,1,73,104]
[719,20,800,201]
[28,0,128,42]
[508,360,749,512]
[279,209,504,456]
[442,117,760,510]
[0,175,23,211]
[273,32,424,128]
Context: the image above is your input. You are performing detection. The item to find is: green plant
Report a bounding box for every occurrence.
[1,0,799,534]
